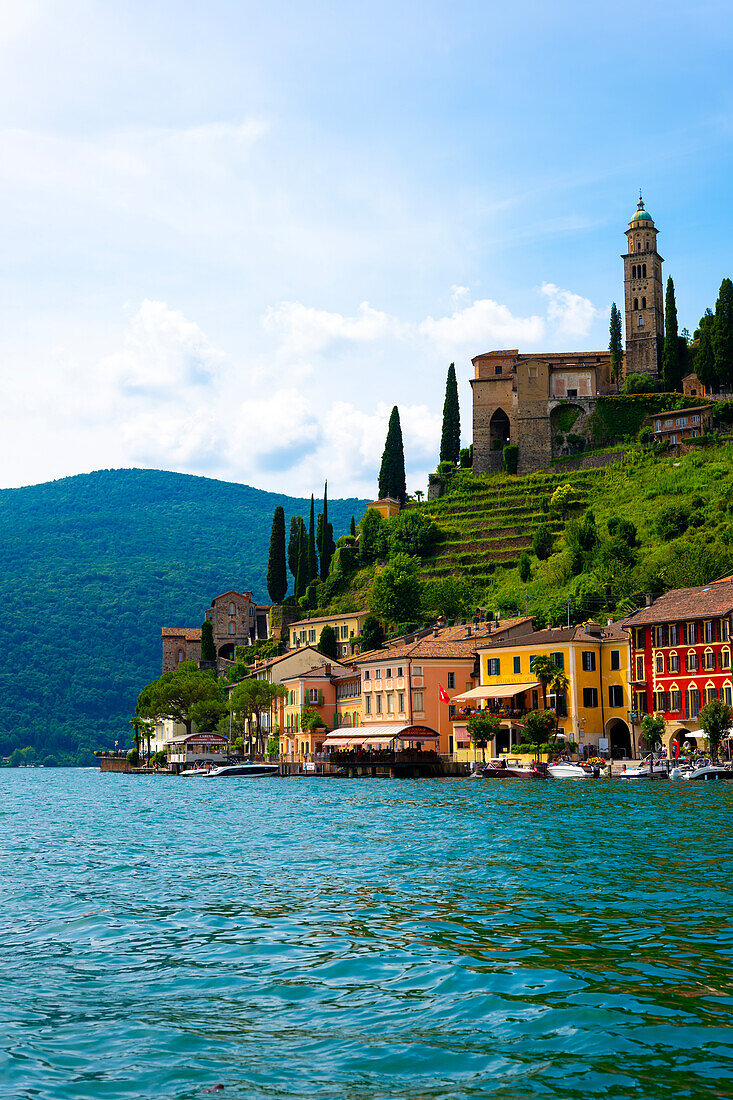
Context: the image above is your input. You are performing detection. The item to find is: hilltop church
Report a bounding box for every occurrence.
[471,196,665,475]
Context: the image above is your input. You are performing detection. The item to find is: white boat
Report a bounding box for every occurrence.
[680,763,733,782]
[179,764,216,776]
[547,762,590,778]
[618,758,668,780]
[205,762,279,778]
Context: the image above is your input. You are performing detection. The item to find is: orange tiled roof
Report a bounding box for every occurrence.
[623,579,733,627]
[161,627,202,640]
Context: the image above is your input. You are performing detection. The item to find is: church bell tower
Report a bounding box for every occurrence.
[622,195,664,377]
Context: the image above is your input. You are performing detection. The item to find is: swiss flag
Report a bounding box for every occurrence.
[439,685,450,704]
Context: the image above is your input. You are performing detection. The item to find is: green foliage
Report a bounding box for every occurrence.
[593,393,708,442]
[317,483,335,580]
[622,373,661,394]
[318,624,338,660]
[126,748,140,766]
[502,444,519,474]
[699,698,733,760]
[663,276,682,391]
[388,510,438,557]
[200,618,216,662]
[150,750,167,767]
[350,515,357,538]
[607,516,637,547]
[307,495,318,583]
[267,506,288,603]
[369,554,422,625]
[566,433,585,455]
[422,575,477,621]
[440,362,461,465]
[137,662,224,736]
[577,510,598,551]
[300,706,327,733]
[459,444,473,468]
[640,713,665,751]
[550,484,579,517]
[518,551,531,583]
[694,309,716,385]
[266,736,279,756]
[554,406,581,433]
[713,277,733,386]
[522,709,557,743]
[467,710,501,744]
[358,614,385,653]
[288,516,306,581]
[532,523,554,560]
[609,302,623,388]
[189,697,227,732]
[656,504,690,540]
[359,508,387,563]
[378,406,407,505]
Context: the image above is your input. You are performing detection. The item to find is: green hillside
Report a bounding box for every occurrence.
[0,469,366,764]
[321,443,733,630]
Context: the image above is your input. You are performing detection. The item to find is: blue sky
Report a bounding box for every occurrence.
[1,0,732,497]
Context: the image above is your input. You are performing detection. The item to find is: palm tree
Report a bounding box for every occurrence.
[530,654,560,711]
[128,716,142,761]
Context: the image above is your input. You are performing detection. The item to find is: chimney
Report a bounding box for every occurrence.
[585,621,602,637]
[433,628,440,638]
[607,618,613,627]
[466,626,472,637]
[645,594,654,608]
[324,663,331,675]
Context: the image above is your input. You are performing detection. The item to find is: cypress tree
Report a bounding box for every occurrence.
[317,481,334,580]
[307,494,318,581]
[662,277,681,391]
[439,362,460,465]
[266,506,288,603]
[200,619,216,662]
[295,523,308,598]
[713,277,733,389]
[350,516,356,538]
[378,405,407,505]
[288,516,306,582]
[609,303,623,390]
[695,310,716,385]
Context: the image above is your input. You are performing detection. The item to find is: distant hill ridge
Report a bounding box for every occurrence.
[0,468,367,763]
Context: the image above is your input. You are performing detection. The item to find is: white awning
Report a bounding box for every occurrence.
[323,722,440,748]
[452,682,540,703]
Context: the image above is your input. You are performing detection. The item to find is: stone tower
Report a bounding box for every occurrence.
[622,195,664,376]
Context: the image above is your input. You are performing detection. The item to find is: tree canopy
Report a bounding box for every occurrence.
[378,406,407,505]
[369,553,422,625]
[267,506,288,603]
[318,624,338,660]
[137,662,223,736]
[440,362,460,465]
[609,302,623,390]
[200,619,216,662]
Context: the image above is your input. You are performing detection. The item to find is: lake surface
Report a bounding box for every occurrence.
[1,770,732,1100]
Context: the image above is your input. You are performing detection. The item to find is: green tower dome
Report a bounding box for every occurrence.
[630,194,653,224]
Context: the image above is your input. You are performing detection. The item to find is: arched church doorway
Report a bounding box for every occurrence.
[607,718,632,760]
[217,643,235,660]
[489,409,511,452]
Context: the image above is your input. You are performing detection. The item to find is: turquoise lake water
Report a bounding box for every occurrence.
[2,770,733,1100]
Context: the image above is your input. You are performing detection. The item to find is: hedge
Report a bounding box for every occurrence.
[591,394,713,443]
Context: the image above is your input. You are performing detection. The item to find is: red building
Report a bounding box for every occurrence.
[623,578,733,751]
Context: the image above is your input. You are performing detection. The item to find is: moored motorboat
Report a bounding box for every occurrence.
[618,756,669,780]
[681,762,733,781]
[205,762,278,778]
[547,761,591,778]
[481,760,546,779]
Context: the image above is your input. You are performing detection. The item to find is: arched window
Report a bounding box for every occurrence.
[641,296,647,309]
[633,298,638,310]
[638,315,644,327]
[177,648,184,663]
[642,263,647,277]
[632,264,636,278]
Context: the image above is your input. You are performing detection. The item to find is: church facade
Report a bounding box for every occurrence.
[471,196,663,476]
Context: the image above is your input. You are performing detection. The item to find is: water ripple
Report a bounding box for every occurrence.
[1,771,732,1098]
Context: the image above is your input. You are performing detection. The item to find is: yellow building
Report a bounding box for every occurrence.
[289,611,369,660]
[366,497,401,520]
[452,621,632,760]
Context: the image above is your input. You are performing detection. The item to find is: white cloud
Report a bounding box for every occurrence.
[419,298,546,351]
[263,300,402,356]
[101,300,225,394]
[540,281,602,338]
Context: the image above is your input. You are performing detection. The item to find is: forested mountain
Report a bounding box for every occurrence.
[0,469,366,764]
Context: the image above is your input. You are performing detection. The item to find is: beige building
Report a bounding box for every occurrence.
[288,611,369,660]
[622,195,664,378]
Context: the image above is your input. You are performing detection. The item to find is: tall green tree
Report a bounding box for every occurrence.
[295,522,308,598]
[266,506,288,603]
[662,277,682,391]
[694,309,716,385]
[699,697,733,762]
[350,515,357,538]
[137,662,223,738]
[318,624,338,660]
[317,482,335,580]
[378,406,407,505]
[200,619,216,662]
[288,516,305,581]
[609,302,623,391]
[307,494,318,582]
[713,277,733,389]
[368,553,422,625]
[440,362,461,464]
